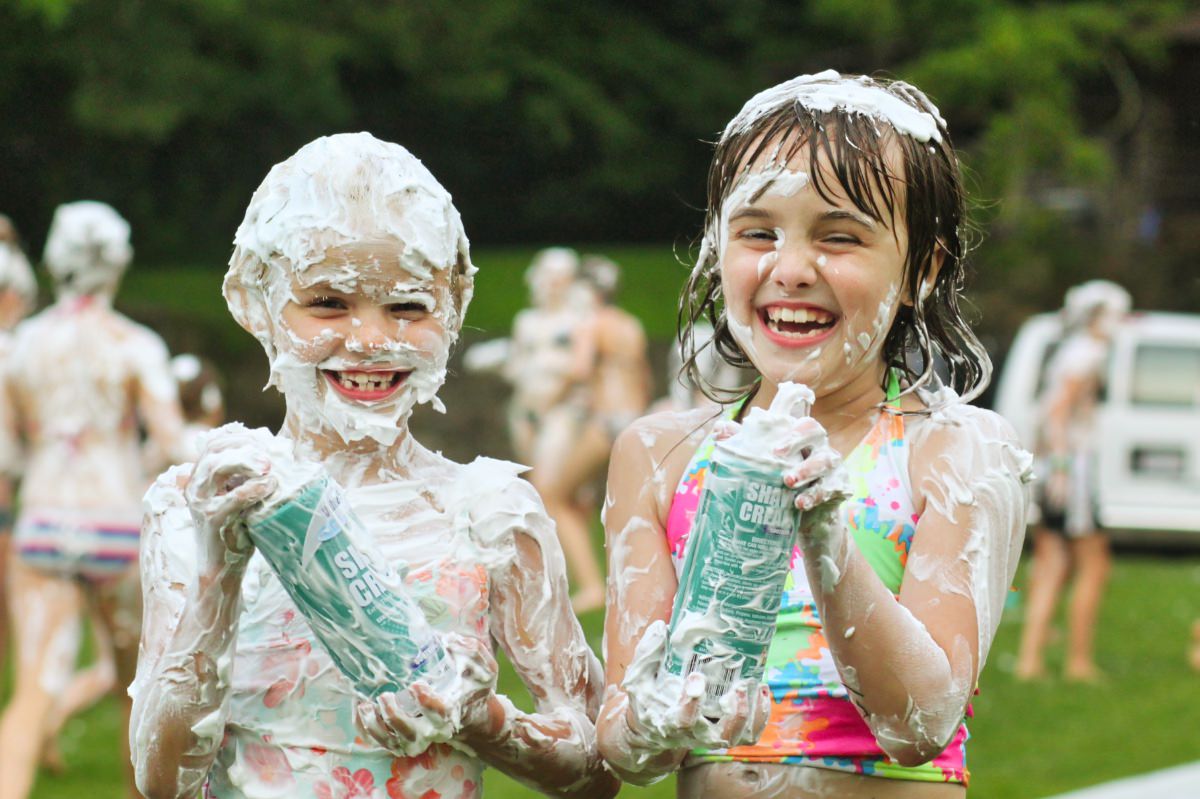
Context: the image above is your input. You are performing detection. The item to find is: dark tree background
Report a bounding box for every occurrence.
[1,0,1196,322]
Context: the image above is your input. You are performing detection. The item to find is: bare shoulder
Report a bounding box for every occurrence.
[110,311,169,352]
[599,306,646,342]
[617,406,718,461]
[906,400,1032,488]
[612,406,721,510]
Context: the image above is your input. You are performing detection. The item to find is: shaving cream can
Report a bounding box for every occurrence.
[661,384,814,719]
[245,474,449,698]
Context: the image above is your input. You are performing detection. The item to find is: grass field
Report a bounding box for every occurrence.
[6,555,1200,798]
[5,251,1200,797]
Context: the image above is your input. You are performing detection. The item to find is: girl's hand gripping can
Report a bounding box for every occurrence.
[662,382,814,718]
[244,472,450,699]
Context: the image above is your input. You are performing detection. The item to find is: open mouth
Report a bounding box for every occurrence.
[760,304,837,345]
[322,369,409,402]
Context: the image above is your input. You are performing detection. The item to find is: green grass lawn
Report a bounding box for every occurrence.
[7,554,1199,799]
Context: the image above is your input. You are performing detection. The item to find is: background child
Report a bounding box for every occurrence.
[170,352,226,460]
[597,71,1031,797]
[128,133,617,799]
[538,255,652,613]
[1015,280,1131,683]
[502,247,608,612]
[0,214,36,688]
[0,201,185,799]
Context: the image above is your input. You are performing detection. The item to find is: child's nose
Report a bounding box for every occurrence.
[771,242,820,290]
[347,313,393,353]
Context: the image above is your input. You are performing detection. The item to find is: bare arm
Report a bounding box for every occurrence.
[132,331,187,471]
[1042,372,1089,459]
[0,353,23,486]
[567,313,598,384]
[594,412,766,784]
[129,444,276,798]
[793,406,1031,766]
[469,481,618,798]
[595,419,688,783]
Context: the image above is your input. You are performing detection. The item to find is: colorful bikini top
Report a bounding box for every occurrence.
[664,375,970,784]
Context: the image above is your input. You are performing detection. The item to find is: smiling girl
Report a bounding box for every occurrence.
[597,72,1032,797]
[128,133,616,799]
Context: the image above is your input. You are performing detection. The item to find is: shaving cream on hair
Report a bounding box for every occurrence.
[725,70,945,144]
[43,201,133,297]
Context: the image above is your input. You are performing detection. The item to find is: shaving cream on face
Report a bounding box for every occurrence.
[693,71,946,397]
[713,157,904,394]
[526,247,579,308]
[269,255,457,447]
[224,133,475,447]
[43,201,133,297]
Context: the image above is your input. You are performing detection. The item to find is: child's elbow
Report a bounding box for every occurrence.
[871,714,961,768]
[882,742,940,768]
[562,768,622,799]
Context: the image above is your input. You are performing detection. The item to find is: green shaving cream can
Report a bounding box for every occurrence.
[662,383,811,718]
[245,474,448,698]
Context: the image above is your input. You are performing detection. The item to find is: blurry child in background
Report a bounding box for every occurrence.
[543,255,651,612]
[170,353,226,460]
[0,214,37,681]
[652,319,754,413]
[597,71,1031,797]
[1016,280,1131,683]
[0,201,185,799]
[129,133,616,799]
[503,247,608,611]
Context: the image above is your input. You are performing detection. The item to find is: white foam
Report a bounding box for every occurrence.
[724,70,944,144]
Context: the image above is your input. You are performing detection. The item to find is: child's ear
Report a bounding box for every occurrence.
[903,244,946,307]
[223,268,279,356]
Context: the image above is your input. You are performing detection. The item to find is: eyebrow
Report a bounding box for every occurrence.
[823,209,879,229]
[728,206,773,222]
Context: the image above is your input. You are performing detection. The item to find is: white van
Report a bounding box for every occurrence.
[993,311,1200,543]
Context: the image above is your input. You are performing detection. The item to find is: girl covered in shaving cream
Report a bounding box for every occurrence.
[598,72,1031,798]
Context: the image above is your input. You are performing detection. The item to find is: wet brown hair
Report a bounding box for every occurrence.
[680,72,990,405]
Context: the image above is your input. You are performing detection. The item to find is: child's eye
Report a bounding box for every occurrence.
[737,228,777,242]
[388,301,429,318]
[823,233,862,246]
[306,295,347,311]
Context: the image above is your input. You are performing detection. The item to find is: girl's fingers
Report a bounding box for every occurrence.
[772,420,828,460]
[746,683,772,743]
[375,693,422,742]
[717,682,751,745]
[355,701,396,744]
[409,682,449,718]
[782,447,842,488]
[671,672,706,732]
[712,420,741,441]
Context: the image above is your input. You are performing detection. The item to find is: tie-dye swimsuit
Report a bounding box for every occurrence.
[665,381,969,785]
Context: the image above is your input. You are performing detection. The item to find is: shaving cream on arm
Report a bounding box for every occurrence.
[793,397,1031,765]
[428,457,615,795]
[129,462,262,799]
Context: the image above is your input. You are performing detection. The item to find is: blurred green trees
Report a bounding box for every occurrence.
[0,0,1192,321]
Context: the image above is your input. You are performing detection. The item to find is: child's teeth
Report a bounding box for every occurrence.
[336,371,396,391]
